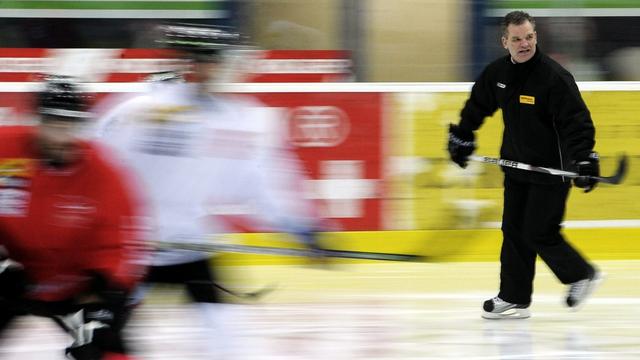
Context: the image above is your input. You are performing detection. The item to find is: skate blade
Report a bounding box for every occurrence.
[482,308,531,320]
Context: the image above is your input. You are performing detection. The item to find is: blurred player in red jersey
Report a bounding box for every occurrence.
[0,76,148,360]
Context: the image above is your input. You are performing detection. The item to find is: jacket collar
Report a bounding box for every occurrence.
[508,47,542,68]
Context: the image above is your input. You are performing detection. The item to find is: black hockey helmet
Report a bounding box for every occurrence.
[37,75,90,121]
[157,22,242,60]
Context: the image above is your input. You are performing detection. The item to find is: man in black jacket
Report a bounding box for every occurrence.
[448,11,602,319]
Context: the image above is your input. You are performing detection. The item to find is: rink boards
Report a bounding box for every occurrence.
[0,80,638,263]
[374,82,640,263]
[195,82,640,264]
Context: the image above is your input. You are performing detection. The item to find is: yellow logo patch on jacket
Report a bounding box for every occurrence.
[519,95,535,105]
[0,158,34,178]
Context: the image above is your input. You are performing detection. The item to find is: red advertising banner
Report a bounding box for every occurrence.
[0,48,352,83]
[254,92,382,230]
[0,48,378,231]
[232,50,353,83]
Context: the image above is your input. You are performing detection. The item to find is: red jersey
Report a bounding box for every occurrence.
[0,126,147,301]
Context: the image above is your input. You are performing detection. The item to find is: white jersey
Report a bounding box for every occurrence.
[94,82,316,266]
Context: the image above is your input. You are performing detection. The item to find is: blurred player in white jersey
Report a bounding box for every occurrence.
[93,23,323,358]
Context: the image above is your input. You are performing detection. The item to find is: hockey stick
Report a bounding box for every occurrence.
[156,240,425,262]
[212,282,278,301]
[469,154,628,185]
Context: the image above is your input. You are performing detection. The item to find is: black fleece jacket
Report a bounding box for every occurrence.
[459,48,596,184]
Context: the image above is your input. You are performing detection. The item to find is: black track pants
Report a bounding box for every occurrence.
[498,176,594,305]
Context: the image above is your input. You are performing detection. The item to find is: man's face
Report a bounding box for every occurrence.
[181,52,221,93]
[192,58,219,84]
[502,20,537,63]
[36,117,82,167]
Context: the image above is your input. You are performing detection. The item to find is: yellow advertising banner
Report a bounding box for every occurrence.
[384,91,640,260]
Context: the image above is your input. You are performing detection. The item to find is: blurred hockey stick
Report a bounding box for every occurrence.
[156,240,425,262]
[212,282,278,301]
[469,154,628,185]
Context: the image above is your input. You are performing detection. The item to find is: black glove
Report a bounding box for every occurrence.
[447,124,476,168]
[62,301,121,360]
[295,230,332,268]
[573,151,600,193]
[0,253,27,300]
[296,231,326,256]
[63,274,131,360]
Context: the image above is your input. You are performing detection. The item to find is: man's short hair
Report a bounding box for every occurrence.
[501,11,536,37]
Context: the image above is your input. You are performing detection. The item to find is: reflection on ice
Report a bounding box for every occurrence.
[1,261,639,359]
